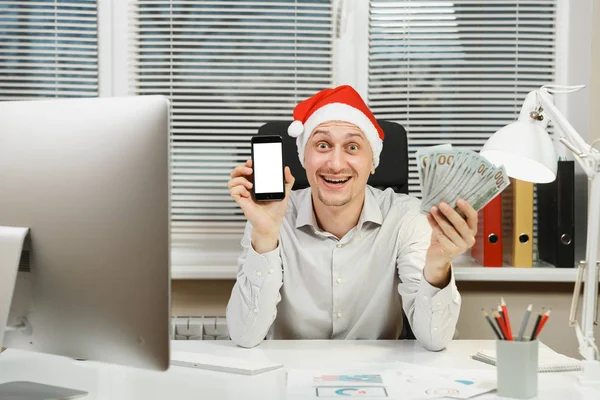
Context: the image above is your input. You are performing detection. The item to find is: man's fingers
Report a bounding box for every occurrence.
[438,202,475,247]
[284,166,295,195]
[230,163,253,179]
[434,227,458,256]
[230,185,251,199]
[227,177,253,190]
[431,206,467,248]
[426,213,439,231]
[457,199,478,235]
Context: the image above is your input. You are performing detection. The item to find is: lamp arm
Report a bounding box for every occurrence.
[536,89,599,178]
[534,89,600,368]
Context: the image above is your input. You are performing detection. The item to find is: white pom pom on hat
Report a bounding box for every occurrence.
[287,120,304,138]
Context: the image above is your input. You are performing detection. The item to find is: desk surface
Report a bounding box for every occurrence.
[1,340,599,399]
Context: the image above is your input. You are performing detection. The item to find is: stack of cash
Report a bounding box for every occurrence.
[417,144,510,214]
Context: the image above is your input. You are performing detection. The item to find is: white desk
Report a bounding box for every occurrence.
[1,340,599,399]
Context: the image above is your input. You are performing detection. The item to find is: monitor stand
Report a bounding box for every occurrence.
[0,227,88,400]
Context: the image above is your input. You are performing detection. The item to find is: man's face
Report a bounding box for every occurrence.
[304,121,374,208]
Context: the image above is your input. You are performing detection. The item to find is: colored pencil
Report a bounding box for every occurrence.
[500,297,513,341]
[482,309,503,339]
[532,309,551,340]
[530,308,544,341]
[494,311,509,340]
[492,309,506,340]
[517,304,533,341]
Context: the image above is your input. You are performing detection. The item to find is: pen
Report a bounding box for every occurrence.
[482,309,503,340]
[500,297,513,341]
[530,308,544,341]
[494,311,509,340]
[532,309,551,341]
[517,304,533,341]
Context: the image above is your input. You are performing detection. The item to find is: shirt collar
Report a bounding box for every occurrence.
[295,188,317,229]
[295,186,383,231]
[357,186,383,230]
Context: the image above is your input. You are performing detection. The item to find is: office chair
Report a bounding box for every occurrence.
[257,120,416,340]
[258,120,409,194]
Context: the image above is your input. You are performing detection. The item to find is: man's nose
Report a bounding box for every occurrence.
[328,147,346,170]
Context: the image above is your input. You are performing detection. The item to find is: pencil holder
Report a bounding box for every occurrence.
[496,340,538,399]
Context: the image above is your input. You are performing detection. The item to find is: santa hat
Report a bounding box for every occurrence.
[288,85,384,168]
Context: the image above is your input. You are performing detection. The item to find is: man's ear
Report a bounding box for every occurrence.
[371,166,375,175]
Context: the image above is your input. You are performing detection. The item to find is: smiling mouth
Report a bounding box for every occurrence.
[320,176,351,185]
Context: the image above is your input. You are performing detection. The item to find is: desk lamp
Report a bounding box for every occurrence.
[481,84,600,384]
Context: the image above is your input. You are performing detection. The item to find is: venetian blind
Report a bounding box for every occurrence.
[132,0,335,254]
[0,0,99,100]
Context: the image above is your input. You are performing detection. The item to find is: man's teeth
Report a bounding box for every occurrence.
[323,177,350,183]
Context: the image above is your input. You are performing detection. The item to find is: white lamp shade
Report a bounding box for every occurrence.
[481,120,557,183]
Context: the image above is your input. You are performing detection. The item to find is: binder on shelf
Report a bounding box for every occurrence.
[472,194,503,267]
[537,160,575,268]
[502,178,534,267]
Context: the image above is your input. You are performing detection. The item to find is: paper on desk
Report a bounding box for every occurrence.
[389,363,496,399]
[287,369,396,399]
[286,363,495,399]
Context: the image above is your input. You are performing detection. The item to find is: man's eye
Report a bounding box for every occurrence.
[318,142,328,149]
[348,144,358,151]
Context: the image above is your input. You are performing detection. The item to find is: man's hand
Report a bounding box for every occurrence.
[424,199,478,288]
[228,159,295,253]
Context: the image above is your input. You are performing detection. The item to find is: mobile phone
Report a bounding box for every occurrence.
[250,135,286,201]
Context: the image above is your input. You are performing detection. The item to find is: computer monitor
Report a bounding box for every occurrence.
[0,96,171,377]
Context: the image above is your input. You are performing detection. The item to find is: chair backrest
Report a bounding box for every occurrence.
[255,120,415,340]
[257,120,409,194]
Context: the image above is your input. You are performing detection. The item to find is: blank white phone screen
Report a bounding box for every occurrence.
[253,142,284,194]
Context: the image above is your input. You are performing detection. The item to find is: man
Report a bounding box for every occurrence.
[226,85,477,350]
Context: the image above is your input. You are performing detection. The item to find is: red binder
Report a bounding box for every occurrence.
[472,194,503,267]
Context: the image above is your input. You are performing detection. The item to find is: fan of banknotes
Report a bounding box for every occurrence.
[417,144,510,215]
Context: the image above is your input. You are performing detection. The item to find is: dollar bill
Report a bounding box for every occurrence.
[416,144,452,194]
[417,144,510,215]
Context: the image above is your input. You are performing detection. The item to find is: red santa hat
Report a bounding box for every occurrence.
[288,85,384,168]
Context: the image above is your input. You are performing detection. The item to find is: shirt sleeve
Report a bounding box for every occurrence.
[225,222,284,348]
[395,212,462,351]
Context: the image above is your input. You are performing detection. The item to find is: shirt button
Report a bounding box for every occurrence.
[337,312,343,318]
[436,301,442,306]
[423,295,429,301]
[253,308,259,313]
[433,326,438,332]
[268,268,274,274]
[336,243,343,248]
[256,271,262,277]
[336,277,342,284]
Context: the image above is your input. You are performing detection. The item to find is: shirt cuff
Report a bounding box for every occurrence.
[418,265,458,312]
[242,244,283,286]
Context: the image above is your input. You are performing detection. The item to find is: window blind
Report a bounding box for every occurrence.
[0,0,99,100]
[132,0,334,255]
[368,0,556,193]
[368,0,556,261]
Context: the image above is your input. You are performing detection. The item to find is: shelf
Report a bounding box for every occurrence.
[172,258,587,283]
[453,262,580,283]
[172,265,238,280]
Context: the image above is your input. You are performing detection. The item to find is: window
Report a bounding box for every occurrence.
[367,0,557,260]
[368,0,556,194]
[132,0,335,273]
[3,0,571,276]
[0,0,99,100]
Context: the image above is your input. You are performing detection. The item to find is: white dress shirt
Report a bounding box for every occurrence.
[226,185,461,350]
